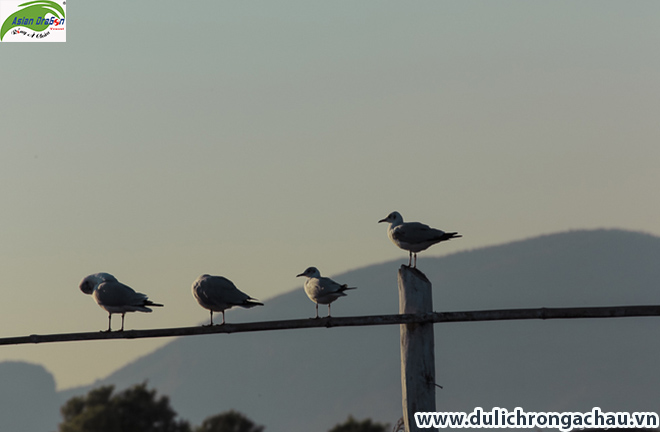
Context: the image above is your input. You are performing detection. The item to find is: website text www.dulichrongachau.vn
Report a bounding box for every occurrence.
[415,407,659,430]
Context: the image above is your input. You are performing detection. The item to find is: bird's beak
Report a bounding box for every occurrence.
[378,217,387,223]
[296,272,305,277]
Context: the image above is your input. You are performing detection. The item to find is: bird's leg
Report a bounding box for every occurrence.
[119,313,125,332]
[221,311,226,325]
[105,313,112,332]
[408,251,413,267]
[206,311,214,326]
[327,303,332,318]
[314,303,319,319]
[413,253,417,268]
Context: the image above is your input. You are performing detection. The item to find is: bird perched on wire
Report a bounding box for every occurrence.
[79,272,163,332]
[191,274,263,325]
[378,211,461,268]
[296,267,356,319]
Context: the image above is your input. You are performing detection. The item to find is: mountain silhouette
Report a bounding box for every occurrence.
[4,229,660,432]
[0,361,60,432]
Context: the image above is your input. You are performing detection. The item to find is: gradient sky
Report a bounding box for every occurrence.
[1,0,659,390]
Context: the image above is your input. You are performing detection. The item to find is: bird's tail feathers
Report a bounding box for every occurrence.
[441,232,462,241]
[243,298,264,308]
[145,300,164,307]
[340,284,357,292]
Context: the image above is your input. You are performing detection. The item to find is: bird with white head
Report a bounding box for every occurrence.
[378,211,461,268]
[296,266,356,319]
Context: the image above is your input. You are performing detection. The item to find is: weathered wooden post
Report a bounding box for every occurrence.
[399,265,436,431]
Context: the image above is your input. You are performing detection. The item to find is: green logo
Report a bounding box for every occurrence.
[1,1,65,41]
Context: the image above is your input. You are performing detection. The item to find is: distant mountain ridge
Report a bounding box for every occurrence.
[4,229,660,432]
[0,361,60,432]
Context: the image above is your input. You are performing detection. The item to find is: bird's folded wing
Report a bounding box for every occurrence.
[393,222,445,242]
[317,278,345,294]
[199,283,250,306]
[95,281,146,307]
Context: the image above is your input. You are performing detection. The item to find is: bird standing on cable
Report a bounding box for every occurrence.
[296,266,356,319]
[79,272,163,332]
[192,274,263,325]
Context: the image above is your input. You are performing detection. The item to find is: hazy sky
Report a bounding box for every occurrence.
[1,0,659,390]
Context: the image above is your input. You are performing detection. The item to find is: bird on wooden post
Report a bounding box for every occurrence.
[79,272,163,332]
[296,267,356,319]
[379,211,461,268]
[191,274,263,325]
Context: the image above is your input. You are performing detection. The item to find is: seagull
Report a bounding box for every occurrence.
[191,274,263,325]
[79,272,163,332]
[296,267,356,319]
[378,211,461,268]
